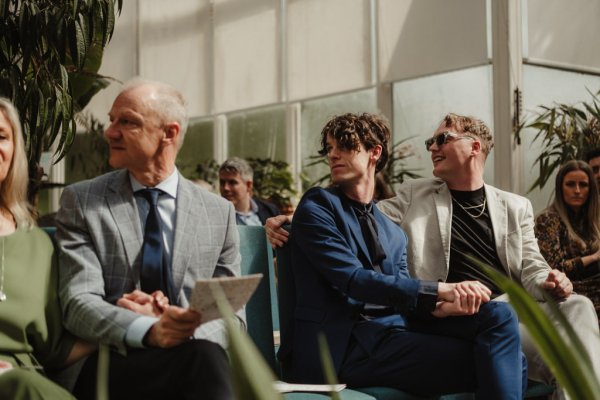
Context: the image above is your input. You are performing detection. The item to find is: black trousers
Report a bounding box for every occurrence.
[74,339,233,400]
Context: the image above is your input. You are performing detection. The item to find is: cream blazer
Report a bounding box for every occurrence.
[378,178,550,300]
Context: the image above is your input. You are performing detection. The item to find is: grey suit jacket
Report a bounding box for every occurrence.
[378,178,550,300]
[56,169,241,353]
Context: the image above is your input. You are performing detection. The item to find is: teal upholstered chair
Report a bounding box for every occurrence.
[238,225,280,373]
[238,225,376,399]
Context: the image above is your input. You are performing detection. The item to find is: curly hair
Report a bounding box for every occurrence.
[318,113,390,172]
[441,113,494,157]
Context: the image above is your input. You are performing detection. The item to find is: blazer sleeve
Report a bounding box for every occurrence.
[56,185,142,353]
[213,201,241,279]
[514,198,552,300]
[292,189,424,315]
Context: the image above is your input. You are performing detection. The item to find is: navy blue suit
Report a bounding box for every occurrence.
[284,187,526,399]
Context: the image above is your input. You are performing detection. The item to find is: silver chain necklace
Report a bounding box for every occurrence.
[0,238,6,301]
[452,197,487,218]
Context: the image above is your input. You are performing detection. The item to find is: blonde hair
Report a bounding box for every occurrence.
[441,113,494,157]
[0,98,34,228]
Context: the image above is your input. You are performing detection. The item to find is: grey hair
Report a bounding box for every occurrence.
[121,78,189,149]
[219,157,254,182]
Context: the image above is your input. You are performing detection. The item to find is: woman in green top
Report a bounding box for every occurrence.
[0,98,94,399]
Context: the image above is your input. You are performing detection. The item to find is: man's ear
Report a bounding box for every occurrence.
[471,139,482,156]
[370,144,383,163]
[246,179,254,194]
[162,122,180,146]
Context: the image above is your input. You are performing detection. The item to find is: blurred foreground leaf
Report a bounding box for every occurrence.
[318,334,342,400]
[473,257,600,399]
[210,281,283,400]
[96,344,110,400]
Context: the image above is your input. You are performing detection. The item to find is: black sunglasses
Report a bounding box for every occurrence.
[424,131,474,151]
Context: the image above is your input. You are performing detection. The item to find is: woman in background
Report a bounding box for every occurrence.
[535,159,600,322]
[0,98,93,399]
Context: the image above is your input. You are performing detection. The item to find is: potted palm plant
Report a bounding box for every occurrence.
[0,0,123,204]
[515,90,600,192]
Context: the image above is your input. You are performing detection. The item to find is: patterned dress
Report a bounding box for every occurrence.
[535,209,600,323]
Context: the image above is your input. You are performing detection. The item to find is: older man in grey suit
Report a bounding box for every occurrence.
[56,79,238,400]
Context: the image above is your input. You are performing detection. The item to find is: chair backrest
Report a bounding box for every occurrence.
[274,225,295,380]
[237,225,279,374]
[41,226,57,244]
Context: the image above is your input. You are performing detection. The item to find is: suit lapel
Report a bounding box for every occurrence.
[433,185,452,269]
[107,171,143,275]
[345,205,373,267]
[171,176,203,294]
[485,185,510,275]
[373,207,394,275]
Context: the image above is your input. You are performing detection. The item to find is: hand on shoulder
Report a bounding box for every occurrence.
[265,214,292,248]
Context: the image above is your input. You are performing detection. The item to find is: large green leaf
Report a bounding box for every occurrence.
[318,334,342,400]
[210,282,282,400]
[474,258,600,399]
[96,344,110,400]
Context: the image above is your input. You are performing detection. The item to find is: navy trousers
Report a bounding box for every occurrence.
[339,301,526,400]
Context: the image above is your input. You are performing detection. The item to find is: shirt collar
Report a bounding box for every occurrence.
[129,169,179,199]
[236,198,259,217]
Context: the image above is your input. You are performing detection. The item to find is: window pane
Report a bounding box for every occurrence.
[177,118,215,180]
[526,0,600,71]
[140,0,211,116]
[379,0,487,82]
[214,0,279,112]
[392,65,494,186]
[522,65,600,212]
[227,106,286,160]
[287,0,371,100]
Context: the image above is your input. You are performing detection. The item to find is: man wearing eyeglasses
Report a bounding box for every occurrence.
[585,148,600,190]
[267,113,600,399]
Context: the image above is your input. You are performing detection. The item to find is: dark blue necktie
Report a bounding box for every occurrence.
[354,204,386,272]
[137,189,171,298]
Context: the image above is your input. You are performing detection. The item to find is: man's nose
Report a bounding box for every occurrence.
[105,123,119,139]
